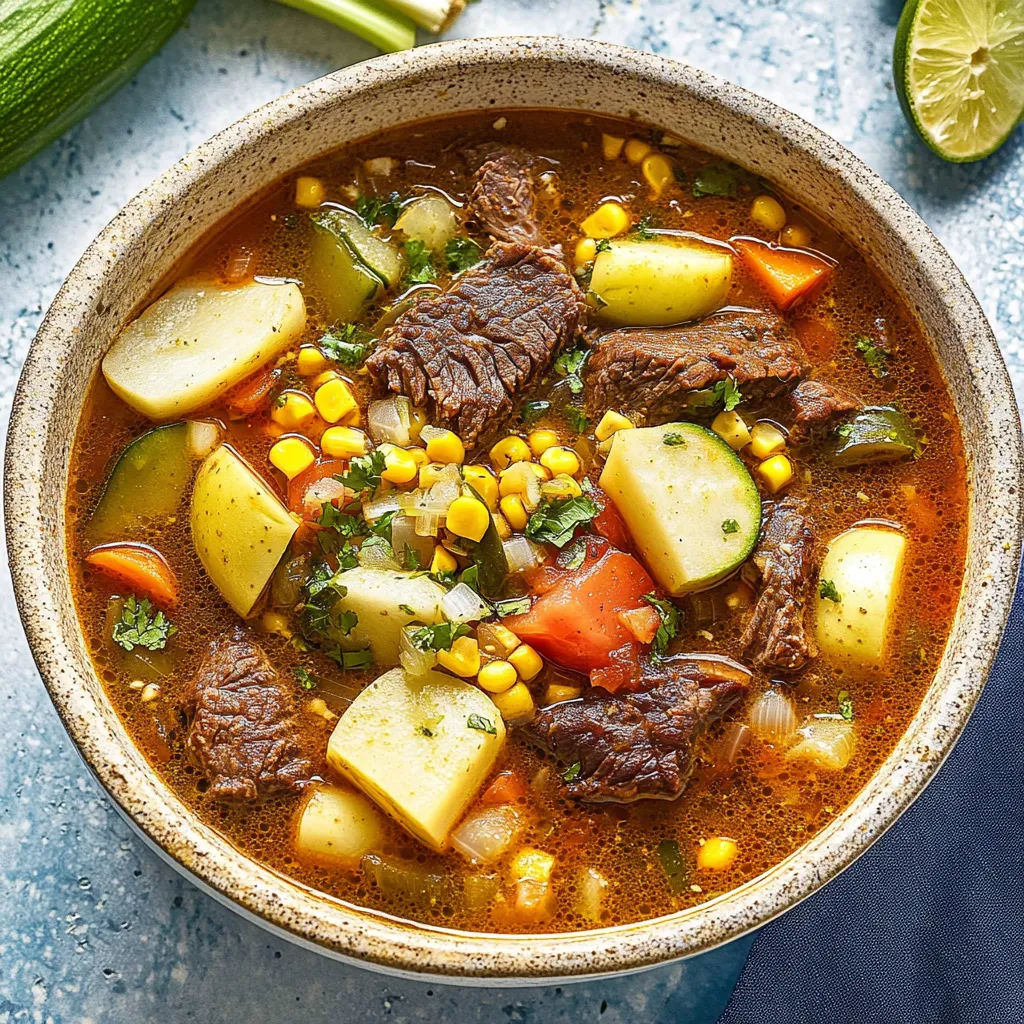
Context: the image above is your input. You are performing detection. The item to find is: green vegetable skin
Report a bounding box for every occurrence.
[0,0,196,177]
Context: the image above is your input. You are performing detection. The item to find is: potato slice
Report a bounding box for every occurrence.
[103,279,305,419]
[295,785,385,865]
[816,527,907,666]
[191,445,297,617]
[327,667,505,851]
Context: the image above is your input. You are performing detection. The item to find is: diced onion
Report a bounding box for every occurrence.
[390,515,436,569]
[361,854,450,904]
[502,535,546,575]
[715,721,752,765]
[419,424,448,444]
[450,805,521,864]
[363,494,402,522]
[303,477,347,521]
[786,717,856,769]
[357,540,401,571]
[415,512,441,537]
[577,866,609,924]
[363,157,398,177]
[748,688,797,745]
[441,582,490,623]
[400,626,437,677]
[368,396,413,446]
[428,464,462,508]
[464,873,501,910]
[394,194,459,253]
[186,420,223,460]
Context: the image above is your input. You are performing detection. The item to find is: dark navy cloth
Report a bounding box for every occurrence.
[719,581,1024,1024]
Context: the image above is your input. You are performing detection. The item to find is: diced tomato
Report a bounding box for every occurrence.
[733,236,835,311]
[287,458,350,520]
[225,365,281,419]
[85,543,179,608]
[589,642,646,693]
[590,486,634,552]
[503,535,654,677]
[480,770,529,806]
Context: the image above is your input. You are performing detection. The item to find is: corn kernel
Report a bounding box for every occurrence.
[340,406,362,428]
[381,447,418,484]
[261,610,292,637]
[511,846,555,916]
[491,624,520,655]
[407,448,429,469]
[295,176,325,208]
[463,465,498,509]
[447,495,490,542]
[297,346,329,375]
[541,474,582,500]
[594,409,634,442]
[780,222,812,248]
[271,392,316,430]
[528,429,560,457]
[490,435,531,470]
[491,681,536,724]
[477,660,518,693]
[758,454,794,493]
[430,545,458,575]
[712,410,752,451]
[580,201,630,239]
[437,636,481,678]
[601,134,626,160]
[499,462,538,498]
[500,494,529,531]
[418,462,447,489]
[321,426,368,459]
[697,836,738,871]
[510,644,544,682]
[425,428,465,465]
[529,463,551,481]
[543,682,581,704]
[314,377,357,423]
[269,436,315,479]
[539,446,580,477]
[575,237,597,266]
[623,137,653,164]
[749,421,787,459]
[311,370,340,389]
[642,153,675,195]
[751,194,786,233]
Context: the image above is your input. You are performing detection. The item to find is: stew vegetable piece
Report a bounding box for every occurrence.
[67,112,967,934]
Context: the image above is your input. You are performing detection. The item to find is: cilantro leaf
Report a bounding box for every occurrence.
[554,345,589,395]
[400,545,421,571]
[355,192,403,227]
[445,237,483,273]
[318,324,374,368]
[838,690,855,720]
[595,238,612,254]
[692,163,739,198]
[561,761,582,782]
[339,648,373,671]
[524,495,600,548]
[520,400,551,427]
[819,578,842,603]
[565,406,590,433]
[111,596,176,653]
[557,537,588,570]
[855,335,890,378]
[467,713,497,735]
[403,239,437,285]
[292,666,318,690]
[316,503,369,555]
[642,593,680,657]
[410,621,472,652]
[722,518,740,535]
[337,449,386,498]
[494,596,532,617]
[713,376,742,411]
[634,214,657,240]
[663,432,686,447]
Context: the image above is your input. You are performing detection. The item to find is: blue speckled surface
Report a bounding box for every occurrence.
[2,1,1022,1020]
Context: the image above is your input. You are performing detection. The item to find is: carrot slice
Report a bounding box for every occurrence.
[225,365,281,419]
[480,770,529,806]
[733,237,835,311]
[85,544,179,608]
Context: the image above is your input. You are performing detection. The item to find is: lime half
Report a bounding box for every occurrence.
[894,0,1024,162]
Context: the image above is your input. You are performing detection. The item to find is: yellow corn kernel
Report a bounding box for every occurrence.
[296,346,328,376]
[541,474,582,500]
[750,194,787,233]
[594,410,634,442]
[758,454,794,493]
[269,436,315,480]
[477,660,518,694]
[543,681,581,704]
[261,610,292,637]
[407,448,430,469]
[320,426,368,459]
[711,410,752,451]
[314,377,357,424]
[510,644,544,683]
[529,463,551,481]
[697,836,738,871]
[527,429,560,457]
[437,636,481,678]
[601,133,626,161]
[642,153,675,195]
[511,846,555,917]
[500,494,529,531]
[447,496,490,542]
[780,222,812,248]
[580,201,629,239]
[381,447,418,485]
[408,406,428,442]
[623,137,653,164]
[490,435,531,470]
[539,446,580,477]
[749,421,787,459]
[271,392,316,430]
[418,462,447,489]
[462,465,498,510]
[295,175,325,208]
[575,237,597,266]
[498,462,537,498]
[340,406,362,428]
[492,624,520,653]
[425,428,465,465]
[491,681,536,724]
[430,544,458,575]
[311,369,340,389]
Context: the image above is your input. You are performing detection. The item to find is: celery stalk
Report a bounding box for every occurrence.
[274,0,417,53]
[383,0,466,34]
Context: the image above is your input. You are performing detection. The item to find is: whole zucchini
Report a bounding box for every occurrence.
[0,0,196,177]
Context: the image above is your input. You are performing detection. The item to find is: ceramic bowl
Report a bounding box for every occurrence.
[6,37,1022,983]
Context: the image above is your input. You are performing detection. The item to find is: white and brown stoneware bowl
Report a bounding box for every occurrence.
[5,37,1023,983]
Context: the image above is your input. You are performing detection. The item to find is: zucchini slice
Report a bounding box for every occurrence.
[599,422,761,595]
[831,407,920,467]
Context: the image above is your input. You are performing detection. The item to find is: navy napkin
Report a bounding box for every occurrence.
[719,578,1024,1024]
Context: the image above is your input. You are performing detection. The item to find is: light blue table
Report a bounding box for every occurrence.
[2,1,1022,1020]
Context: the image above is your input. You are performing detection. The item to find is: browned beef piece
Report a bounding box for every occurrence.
[740,497,817,671]
[787,378,860,426]
[585,310,807,425]
[182,631,313,800]
[465,144,544,245]
[525,657,749,803]
[365,241,586,448]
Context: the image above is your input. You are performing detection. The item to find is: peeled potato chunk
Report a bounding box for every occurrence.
[295,785,385,865]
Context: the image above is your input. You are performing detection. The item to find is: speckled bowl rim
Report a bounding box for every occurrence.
[6,37,1023,983]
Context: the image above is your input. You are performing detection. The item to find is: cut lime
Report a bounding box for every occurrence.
[894,0,1024,162]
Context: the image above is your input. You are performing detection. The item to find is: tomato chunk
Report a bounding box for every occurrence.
[590,486,634,552]
[287,458,350,520]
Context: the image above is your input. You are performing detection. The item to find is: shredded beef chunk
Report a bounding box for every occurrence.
[525,657,749,803]
[740,497,817,671]
[787,378,860,426]
[465,144,544,245]
[366,241,586,447]
[585,310,806,425]
[182,631,313,800]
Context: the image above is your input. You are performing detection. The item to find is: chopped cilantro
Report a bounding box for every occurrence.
[337,449,386,498]
[643,593,680,657]
[316,504,368,555]
[595,238,612,254]
[634,214,657,240]
[430,569,458,589]
[410,621,472,652]
[418,725,435,737]
[111,596,176,653]
[400,545,422,571]
[355,192,403,227]
[692,163,739,198]
[836,423,855,438]
[520,400,551,427]
[459,563,480,592]
[445,237,483,273]
[855,335,890,378]
[524,495,600,548]
[819,578,842,603]
[722,518,740,535]
[292,666,318,690]
[561,761,583,782]
[554,345,589,395]
[713,376,743,411]
[564,406,590,433]
[838,690,855,721]
[318,324,374,368]
[494,596,532,617]
[403,239,437,285]
[299,564,354,644]
[467,713,497,735]
[557,537,588,571]
[398,603,415,616]
[339,648,373,671]
[662,432,686,447]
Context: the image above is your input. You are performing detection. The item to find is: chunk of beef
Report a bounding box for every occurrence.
[465,144,544,245]
[366,241,586,447]
[525,657,749,803]
[740,497,817,671]
[585,310,806,425]
[182,631,313,800]
[787,378,860,426]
